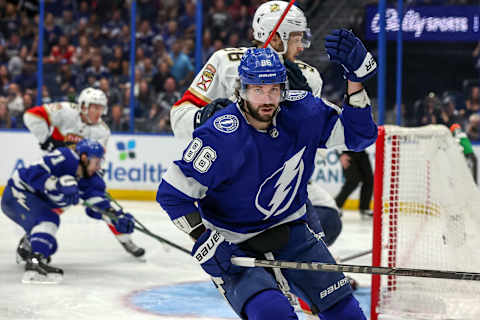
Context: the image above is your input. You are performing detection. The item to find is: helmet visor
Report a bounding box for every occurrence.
[302,28,312,48]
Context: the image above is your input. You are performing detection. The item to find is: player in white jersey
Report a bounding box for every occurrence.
[23,88,110,151]
[23,87,145,258]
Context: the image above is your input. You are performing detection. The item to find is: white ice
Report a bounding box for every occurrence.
[0,201,373,320]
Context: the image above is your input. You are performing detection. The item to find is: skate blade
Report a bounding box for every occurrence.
[22,271,63,284]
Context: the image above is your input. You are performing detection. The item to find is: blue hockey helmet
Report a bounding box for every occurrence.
[238,48,287,86]
[75,139,105,159]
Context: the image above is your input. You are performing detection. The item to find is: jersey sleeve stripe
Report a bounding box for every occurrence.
[162,163,209,199]
[26,106,51,126]
[51,127,65,141]
[173,89,211,109]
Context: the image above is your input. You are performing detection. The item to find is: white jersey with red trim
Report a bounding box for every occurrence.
[23,101,110,148]
[171,47,323,139]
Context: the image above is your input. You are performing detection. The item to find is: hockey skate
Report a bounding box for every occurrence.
[119,237,145,258]
[22,253,63,284]
[16,235,51,264]
[16,235,31,264]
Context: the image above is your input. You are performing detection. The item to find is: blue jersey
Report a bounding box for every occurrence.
[157,91,377,243]
[9,147,110,218]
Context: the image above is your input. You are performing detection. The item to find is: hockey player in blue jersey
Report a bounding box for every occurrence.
[1,139,135,284]
[157,45,376,318]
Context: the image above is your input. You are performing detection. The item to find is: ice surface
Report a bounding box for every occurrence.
[0,201,373,320]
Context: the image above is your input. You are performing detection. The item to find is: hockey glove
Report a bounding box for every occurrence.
[284,59,312,92]
[45,175,79,206]
[112,212,135,234]
[40,136,67,152]
[191,229,245,277]
[194,98,233,129]
[324,29,377,82]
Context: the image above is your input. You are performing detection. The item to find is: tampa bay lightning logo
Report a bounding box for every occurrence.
[255,147,306,220]
[213,114,239,133]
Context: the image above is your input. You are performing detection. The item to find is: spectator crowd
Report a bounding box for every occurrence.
[0,0,268,132]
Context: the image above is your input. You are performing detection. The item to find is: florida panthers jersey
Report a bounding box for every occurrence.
[9,147,109,216]
[170,47,323,139]
[24,102,110,148]
[157,91,377,243]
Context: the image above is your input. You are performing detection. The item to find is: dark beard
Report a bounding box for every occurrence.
[244,100,277,123]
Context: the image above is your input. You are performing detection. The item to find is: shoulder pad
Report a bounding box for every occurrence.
[215,47,248,61]
[285,90,309,101]
[44,102,78,114]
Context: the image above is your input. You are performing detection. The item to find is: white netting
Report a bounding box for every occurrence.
[376,125,480,320]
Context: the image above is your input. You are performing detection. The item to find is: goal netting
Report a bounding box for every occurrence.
[371,125,480,320]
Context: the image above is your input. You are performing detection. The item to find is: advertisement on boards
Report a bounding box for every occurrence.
[365,5,480,42]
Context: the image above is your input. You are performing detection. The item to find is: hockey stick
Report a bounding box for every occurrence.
[231,257,480,281]
[337,249,372,263]
[263,0,296,48]
[83,201,191,255]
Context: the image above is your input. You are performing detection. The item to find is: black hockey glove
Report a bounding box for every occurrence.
[194,98,233,129]
[40,136,67,152]
[284,59,312,92]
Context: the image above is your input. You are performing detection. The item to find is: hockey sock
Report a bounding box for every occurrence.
[30,233,57,258]
[320,294,366,320]
[243,289,298,320]
[29,221,58,258]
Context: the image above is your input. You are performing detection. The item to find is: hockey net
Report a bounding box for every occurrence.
[371,125,480,320]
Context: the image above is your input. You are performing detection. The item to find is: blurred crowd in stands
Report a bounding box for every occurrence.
[0,0,270,133]
[2,0,480,143]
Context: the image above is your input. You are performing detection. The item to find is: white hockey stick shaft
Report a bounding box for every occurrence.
[231,257,480,281]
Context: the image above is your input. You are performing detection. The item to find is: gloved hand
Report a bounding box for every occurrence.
[112,212,135,234]
[284,59,312,92]
[191,229,245,277]
[45,175,79,206]
[194,98,233,129]
[40,136,67,152]
[324,29,377,82]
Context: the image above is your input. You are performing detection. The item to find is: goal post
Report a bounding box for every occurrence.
[371,125,480,320]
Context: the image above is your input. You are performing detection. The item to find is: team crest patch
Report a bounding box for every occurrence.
[213,114,239,133]
[196,64,216,92]
[270,3,280,12]
[285,90,308,101]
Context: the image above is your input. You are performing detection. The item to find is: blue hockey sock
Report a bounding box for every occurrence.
[30,233,58,258]
[320,294,366,320]
[243,289,298,320]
